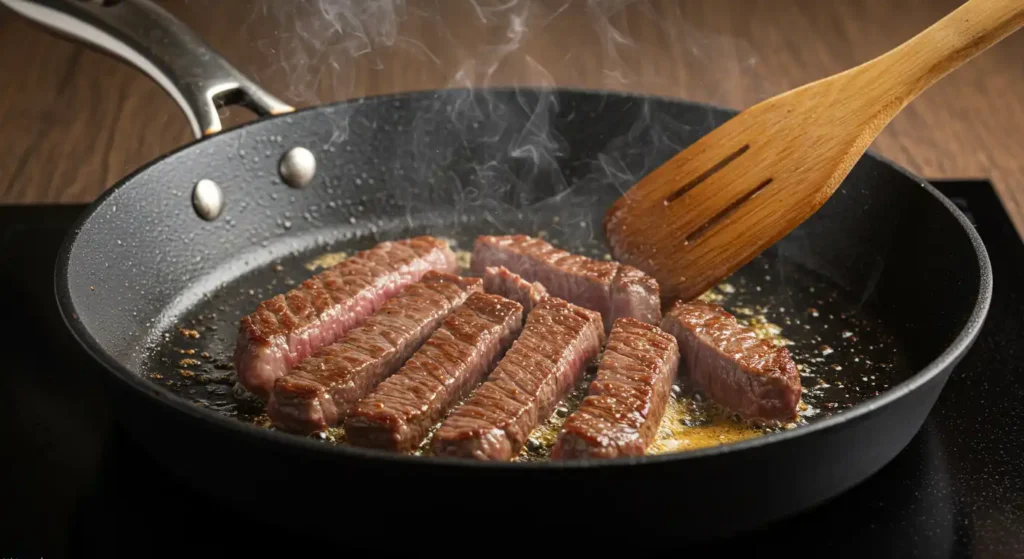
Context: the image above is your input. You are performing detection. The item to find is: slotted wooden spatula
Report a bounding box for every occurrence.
[605,0,1024,302]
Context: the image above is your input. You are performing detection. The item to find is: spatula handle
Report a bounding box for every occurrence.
[866,0,1024,108]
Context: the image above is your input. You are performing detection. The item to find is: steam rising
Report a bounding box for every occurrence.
[244,1,768,246]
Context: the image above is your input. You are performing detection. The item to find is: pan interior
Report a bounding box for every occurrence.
[144,220,907,459]
[62,88,983,461]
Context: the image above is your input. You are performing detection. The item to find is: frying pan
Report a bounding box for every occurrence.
[7,0,991,541]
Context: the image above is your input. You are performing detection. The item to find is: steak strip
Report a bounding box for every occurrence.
[482,265,548,314]
[431,297,605,461]
[471,234,661,331]
[235,236,457,398]
[266,272,481,434]
[552,317,680,459]
[660,300,801,422]
[346,292,524,452]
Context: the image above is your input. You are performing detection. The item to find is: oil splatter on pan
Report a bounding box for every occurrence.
[145,230,905,462]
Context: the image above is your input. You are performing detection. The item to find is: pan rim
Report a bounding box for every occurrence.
[54,86,993,470]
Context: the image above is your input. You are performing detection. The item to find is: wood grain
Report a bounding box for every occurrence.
[604,0,1024,300]
[1,0,1022,236]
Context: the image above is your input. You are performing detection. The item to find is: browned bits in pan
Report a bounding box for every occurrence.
[146,232,902,462]
[178,328,200,339]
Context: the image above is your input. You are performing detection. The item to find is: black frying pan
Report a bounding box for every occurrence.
[7,0,991,542]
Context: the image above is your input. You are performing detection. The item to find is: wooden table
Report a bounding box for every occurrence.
[2,0,1022,235]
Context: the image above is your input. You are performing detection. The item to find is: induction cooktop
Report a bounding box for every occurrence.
[2,180,1022,557]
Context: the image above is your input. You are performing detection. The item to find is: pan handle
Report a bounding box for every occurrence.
[1,0,294,138]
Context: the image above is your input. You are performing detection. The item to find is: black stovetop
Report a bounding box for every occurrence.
[2,180,1023,557]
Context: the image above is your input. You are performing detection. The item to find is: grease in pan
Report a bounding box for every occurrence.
[149,232,903,461]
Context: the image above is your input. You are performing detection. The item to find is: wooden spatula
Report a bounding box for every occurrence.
[605,0,1024,302]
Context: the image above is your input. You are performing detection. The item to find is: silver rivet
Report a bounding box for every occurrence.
[192,179,224,221]
[279,147,316,188]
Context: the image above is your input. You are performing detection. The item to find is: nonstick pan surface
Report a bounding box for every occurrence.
[15,0,990,541]
[55,86,990,533]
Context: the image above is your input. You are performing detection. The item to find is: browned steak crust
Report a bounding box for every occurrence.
[552,317,680,459]
[266,272,480,434]
[431,297,605,461]
[235,236,456,398]
[471,235,660,331]
[346,292,524,452]
[660,300,801,422]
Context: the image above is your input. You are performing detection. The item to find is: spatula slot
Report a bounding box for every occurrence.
[685,177,773,243]
[665,144,750,204]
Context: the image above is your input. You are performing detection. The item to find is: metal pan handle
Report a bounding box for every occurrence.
[1,0,294,138]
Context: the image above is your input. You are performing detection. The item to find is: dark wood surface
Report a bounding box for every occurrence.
[2,0,1022,235]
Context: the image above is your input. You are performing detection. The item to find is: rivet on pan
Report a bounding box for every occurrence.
[192,179,224,221]
[279,147,317,189]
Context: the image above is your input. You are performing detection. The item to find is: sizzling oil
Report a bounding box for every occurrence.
[515,287,796,462]
[303,251,348,271]
[147,242,903,462]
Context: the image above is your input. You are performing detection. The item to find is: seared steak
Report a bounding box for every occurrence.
[482,266,548,313]
[235,236,456,398]
[660,300,801,422]
[346,292,523,452]
[266,272,480,434]
[431,297,605,460]
[471,235,660,331]
[552,318,679,459]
